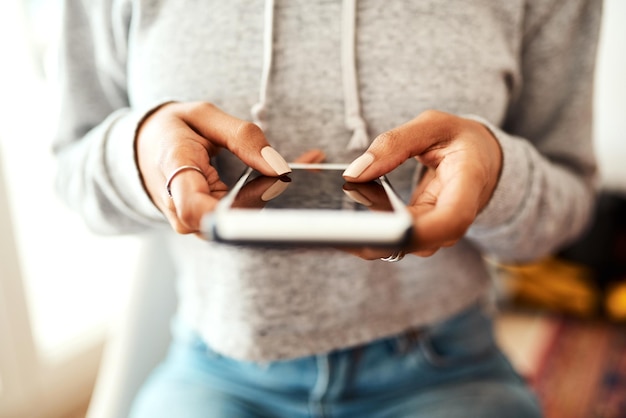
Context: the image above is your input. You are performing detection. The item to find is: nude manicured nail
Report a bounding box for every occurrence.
[343,153,374,178]
[261,146,291,175]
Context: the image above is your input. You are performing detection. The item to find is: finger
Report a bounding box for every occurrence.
[409,167,435,206]
[178,102,291,176]
[138,117,217,210]
[344,246,435,261]
[293,149,326,164]
[412,248,440,257]
[167,166,227,233]
[341,246,398,261]
[170,191,220,234]
[408,172,481,250]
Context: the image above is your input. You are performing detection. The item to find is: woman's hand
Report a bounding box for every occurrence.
[342,110,502,259]
[136,101,292,234]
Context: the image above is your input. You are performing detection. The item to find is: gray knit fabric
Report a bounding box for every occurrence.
[54,0,601,361]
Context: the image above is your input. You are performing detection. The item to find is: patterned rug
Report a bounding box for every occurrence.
[531,318,626,418]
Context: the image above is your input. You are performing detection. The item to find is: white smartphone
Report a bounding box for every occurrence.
[203,163,413,247]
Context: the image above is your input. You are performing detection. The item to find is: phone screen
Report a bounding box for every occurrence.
[208,164,412,246]
[231,168,395,213]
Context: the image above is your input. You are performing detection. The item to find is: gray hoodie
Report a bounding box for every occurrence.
[54,0,601,361]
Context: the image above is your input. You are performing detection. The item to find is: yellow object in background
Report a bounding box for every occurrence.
[605,281,626,321]
[492,257,600,318]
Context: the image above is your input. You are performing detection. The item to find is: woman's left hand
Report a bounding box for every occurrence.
[342,110,502,259]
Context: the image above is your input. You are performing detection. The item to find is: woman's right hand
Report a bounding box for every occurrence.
[135,101,291,234]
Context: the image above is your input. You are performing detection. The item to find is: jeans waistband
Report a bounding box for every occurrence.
[171,300,489,362]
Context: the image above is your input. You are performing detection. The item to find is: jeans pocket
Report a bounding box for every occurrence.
[418,304,499,369]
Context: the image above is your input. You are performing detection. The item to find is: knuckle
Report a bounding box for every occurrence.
[184,101,218,119]
[230,121,264,153]
[194,101,217,112]
[418,109,446,122]
[375,129,402,148]
[198,101,218,114]
[235,121,263,141]
[372,128,412,163]
[373,129,411,161]
[151,101,179,117]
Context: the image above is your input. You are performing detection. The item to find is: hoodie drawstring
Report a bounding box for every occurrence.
[251,0,275,132]
[251,0,370,151]
[341,0,370,150]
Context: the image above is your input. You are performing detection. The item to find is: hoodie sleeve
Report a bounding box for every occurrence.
[52,0,166,235]
[466,0,602,263]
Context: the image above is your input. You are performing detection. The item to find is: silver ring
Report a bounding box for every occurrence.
[380,250,405,263]
[165,165,207,198]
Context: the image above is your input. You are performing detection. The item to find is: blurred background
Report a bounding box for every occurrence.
[0,1,625,418]
[1,1,143,417]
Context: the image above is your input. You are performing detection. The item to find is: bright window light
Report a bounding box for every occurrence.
[0,0,142,361]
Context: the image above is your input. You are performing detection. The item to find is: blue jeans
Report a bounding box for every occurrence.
[130,304,542,417]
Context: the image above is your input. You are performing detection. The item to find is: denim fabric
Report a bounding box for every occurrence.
[130,304,542,418]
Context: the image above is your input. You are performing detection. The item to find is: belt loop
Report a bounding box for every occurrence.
[393,327,424,355]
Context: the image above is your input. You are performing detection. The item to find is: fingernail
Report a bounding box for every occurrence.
[343,152,374,178]
[343,189,373,206]
[261,178,290,202]
[261,146,291,175]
